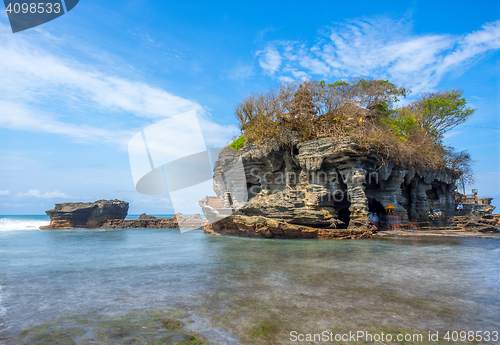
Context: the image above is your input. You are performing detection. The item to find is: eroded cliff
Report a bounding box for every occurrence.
[202,137,459,236]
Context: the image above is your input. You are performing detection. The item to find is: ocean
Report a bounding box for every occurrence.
[0,215,499,344]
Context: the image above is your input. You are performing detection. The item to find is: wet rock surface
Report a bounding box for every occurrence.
[375,215,500,238]
[204,214,374,239]
[100,213,208,229]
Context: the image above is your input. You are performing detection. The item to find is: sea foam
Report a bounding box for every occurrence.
[0,217,49,231]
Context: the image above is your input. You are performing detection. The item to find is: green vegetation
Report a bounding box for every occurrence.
[248,319,278,340]
[234,79,475,176]
[15,309,210,345]
[228,135,245,150]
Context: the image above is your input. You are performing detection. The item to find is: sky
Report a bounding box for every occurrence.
[0,0,499,215]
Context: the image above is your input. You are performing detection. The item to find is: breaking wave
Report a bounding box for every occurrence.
[0,216,49,231]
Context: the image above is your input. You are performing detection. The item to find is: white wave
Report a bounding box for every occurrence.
[0,218,49,231]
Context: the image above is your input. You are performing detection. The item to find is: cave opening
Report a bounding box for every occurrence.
[247,182,261,199]
[425,186,439,201]
[367,198,386,215]
[337,208,351,228]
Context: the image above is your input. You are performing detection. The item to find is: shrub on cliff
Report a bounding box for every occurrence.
[234,79,474,174]
[228,135,246,150]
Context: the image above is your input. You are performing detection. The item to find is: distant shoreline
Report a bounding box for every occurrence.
[375,229,500,239]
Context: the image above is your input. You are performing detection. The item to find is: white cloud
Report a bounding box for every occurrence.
[16,190,71,198]
[0,190,9,195]
[257,18,500,93]
[256,45,282,75]
[0,27,204,119]
[0,22,237,147]
[0,100,133,146]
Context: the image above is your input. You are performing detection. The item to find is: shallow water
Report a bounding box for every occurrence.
[0,226,499,343]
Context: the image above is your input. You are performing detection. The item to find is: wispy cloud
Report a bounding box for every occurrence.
[16,190,72,198]
[257,18,500,92]
[0,23,204,119]
[0,22,237,146]
[226,63,254,80]
[0,190,10,196]
[0,100,133,146]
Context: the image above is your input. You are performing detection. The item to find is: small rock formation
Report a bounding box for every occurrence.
[201,137,465,238]
[138,213,157,220]
[41,200,129,229]
[100,217,178,229]
[450,215,500,233]
[101,213,207,229]
[204,214,373,239]
[461,203,496,218]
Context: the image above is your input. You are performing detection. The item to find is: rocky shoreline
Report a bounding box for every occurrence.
[203,214,374,239]
[375,229,500,239]
[40,200,207,230]
[40,199,499,239]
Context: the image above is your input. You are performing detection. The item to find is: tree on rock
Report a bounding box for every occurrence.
[289,84,317,119]
[287,84,318,140]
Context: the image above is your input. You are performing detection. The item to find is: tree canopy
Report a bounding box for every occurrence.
[232,79,475,177]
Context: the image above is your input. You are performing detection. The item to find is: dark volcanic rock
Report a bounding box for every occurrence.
[138,213,157,220]
[100,213,207,229]
[100,217,179,229]
[41,200,129,229]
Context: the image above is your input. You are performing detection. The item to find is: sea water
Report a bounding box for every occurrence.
[0,216,499,343]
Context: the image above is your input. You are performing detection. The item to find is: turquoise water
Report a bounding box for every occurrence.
[0,216,499,343]
[0,215,178,231]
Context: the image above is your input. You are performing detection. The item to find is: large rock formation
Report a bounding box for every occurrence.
[202,137,461,236]
[41,200,129,229]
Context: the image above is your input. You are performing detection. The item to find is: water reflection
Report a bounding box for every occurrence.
[0,229,498,341]
[200,236,500,332]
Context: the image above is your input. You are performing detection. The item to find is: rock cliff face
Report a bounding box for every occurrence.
[41,200,129,229]
[203,137,460,235]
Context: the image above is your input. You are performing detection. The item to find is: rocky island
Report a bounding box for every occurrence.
[40,200,207,230]
[201,80,499,238]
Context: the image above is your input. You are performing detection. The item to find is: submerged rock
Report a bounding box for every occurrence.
[12,309,210,345]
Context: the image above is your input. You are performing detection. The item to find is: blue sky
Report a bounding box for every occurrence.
[0,0,499,214]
